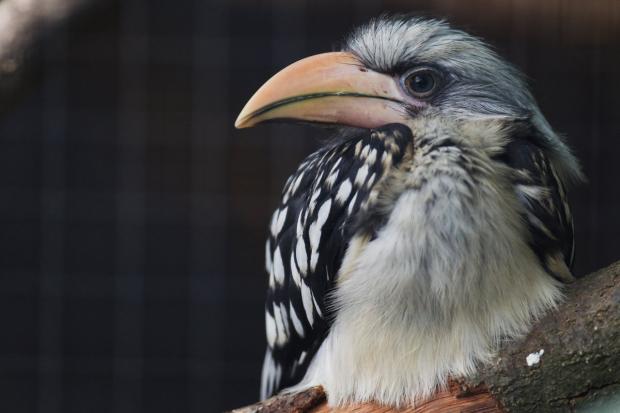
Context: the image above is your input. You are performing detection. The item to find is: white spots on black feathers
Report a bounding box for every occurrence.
[354,164,369,187]
[269,211,278,237]
[312,294,323,318]
[278,207,289,232]
[270,207,288,237]
[309,187,322,214]
[268,302,291,349]
[309,199,332,271]
[336,180,353,204]
[265,239,272,275]
[366,148,378,165]
[360,144,371,160]
[549,164,574,264]
[260,350,280,400]
[325,170,339,188]
[282,175,295,203]
[325,159,342,189]
[290,253,302,287]
[275,302,290,345]
[382,152,393,170]
[525,211,557,240]
[295,211,304,238]
[265,311,277,348]
[292,171,305,195]
[329,158,342,176]
[500,132,576,280]
[295,238,308,276]
[354,141,363,157]
[348,193,359,215]
[300,281,315,326]
[516,184,546,207]
[366,173,377,189]
[273,247,286,285]
[261,124,413,397]
[289,301,305,338]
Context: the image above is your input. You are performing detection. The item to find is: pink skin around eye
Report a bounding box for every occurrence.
[393,74,430,112]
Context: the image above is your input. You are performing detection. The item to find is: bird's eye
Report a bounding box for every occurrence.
[402,68,441,98]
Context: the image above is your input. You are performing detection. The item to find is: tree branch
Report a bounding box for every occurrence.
[229,260,620,413]
[461,260,620,412]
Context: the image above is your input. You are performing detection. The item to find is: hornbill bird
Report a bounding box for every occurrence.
[235,16,583,407]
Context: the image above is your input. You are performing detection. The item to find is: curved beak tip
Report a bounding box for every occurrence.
[234,104,253,129]
[233,115,246,129]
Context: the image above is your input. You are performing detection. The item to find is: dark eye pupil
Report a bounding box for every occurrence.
[408,73,435,94]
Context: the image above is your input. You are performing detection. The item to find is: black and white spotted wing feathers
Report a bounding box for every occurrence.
[261,125,413,399]
[503,133,576,282]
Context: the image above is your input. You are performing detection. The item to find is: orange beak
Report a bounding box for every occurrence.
[235,52,409,129]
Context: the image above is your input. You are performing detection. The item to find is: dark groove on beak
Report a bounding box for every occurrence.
[241,92,404,124]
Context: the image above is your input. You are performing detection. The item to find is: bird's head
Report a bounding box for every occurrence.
[236,16,582,183]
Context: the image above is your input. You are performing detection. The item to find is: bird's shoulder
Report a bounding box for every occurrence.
[498,128,576,281]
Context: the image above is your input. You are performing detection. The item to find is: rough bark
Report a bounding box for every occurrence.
[230,387,327,413]
[229,261,620,413]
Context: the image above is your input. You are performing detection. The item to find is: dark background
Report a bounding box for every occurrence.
[0,0,618,412]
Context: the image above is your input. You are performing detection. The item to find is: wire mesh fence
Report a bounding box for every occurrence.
[0,0,618,412]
